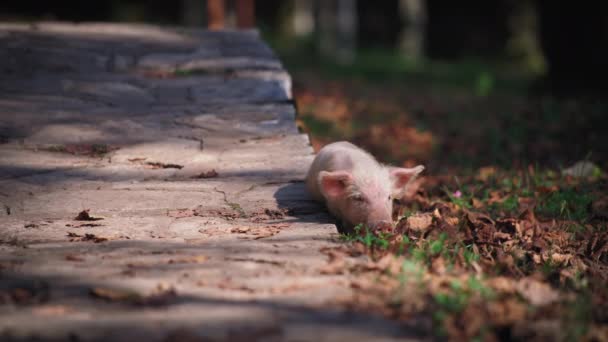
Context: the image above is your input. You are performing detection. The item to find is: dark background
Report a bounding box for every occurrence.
[2,0,607,171]
[2,0,607,93]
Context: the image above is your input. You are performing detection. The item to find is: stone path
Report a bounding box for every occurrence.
[0,23,421,341]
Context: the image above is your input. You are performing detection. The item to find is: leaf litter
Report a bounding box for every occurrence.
[293,67,608,340]
[328,168,608,340]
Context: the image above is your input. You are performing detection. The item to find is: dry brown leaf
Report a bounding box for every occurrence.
[65,254,85,262]
[584,325,608,342]
[488,298,527,326]
[192,169,218,179]
[494,231,512,241]
[374,254,404,275]
[67,232,109,243]
[518,207,537,223]
[319,248,348,275]
[231,224,287,240]
[231,226,251,233]
[432,208,442,220]
[90,287,139,302]
[167,209,197,218]
[537,185,559,194]
[487,276,516,294]
[216,279,255,293]
[488,191,503,205]
[74,209,103,221]
[319,259,346,275]
[32,305,73,316]
[471,198,484,209]
[168,255,209,264]
[90,286,176,306]
[145,162,183,169]
[445,216,459,226]
[431,256,447,275]
[515,278,559,306]
[476,166,497,181]
[548,252,572,265]
[407,213,433,232]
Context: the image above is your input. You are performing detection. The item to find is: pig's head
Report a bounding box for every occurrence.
[319,165,424,234]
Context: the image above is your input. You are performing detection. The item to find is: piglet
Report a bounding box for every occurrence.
[306,141,424,234]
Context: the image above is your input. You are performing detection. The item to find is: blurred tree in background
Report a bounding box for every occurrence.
[1,0,607,93]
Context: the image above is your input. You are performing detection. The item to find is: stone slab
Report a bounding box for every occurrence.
[0,22,425,341]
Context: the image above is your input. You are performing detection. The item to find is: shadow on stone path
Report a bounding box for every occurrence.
[0,22,425,341]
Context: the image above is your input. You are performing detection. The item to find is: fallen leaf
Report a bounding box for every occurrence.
[65,254,85,262]
[562,161,601,178]
[192,169,218,179]
[67,232,109,243]
[319,247,348,275]
[319,258,346,275]
[432,208,442,220]
[230,224,287,240]
[168,255,209,264]
[471,198,484,209]
[487,276,516,294]
[548,252,572,265]
[145,162,183,169]
[32,305,73,316]
[445,216,459,225]
[494,231,512,241]
[431,256,447,275]
[407,213,433,232]
[515,278,559,306]
[231,226,251,234]
[488,298,527,326]
[90,285,177,306]
[90,287,139,302]
[488,191,503,205]
[167,208,197,218]
[74,210,103,221]
[216,279,255,293]
[477,166,497,181]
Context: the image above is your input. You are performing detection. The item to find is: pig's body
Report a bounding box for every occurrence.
[306,141,424,234]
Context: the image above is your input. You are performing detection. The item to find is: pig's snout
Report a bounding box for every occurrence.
[369,220,394,232]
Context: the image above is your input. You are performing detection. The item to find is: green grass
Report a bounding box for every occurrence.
[563,292,593,341]
[443,187,472,209]
[536,188,593,221]
[262,29,533,95]
[433,276,494,337]
[341,224,391,250]
[298,115,338,138]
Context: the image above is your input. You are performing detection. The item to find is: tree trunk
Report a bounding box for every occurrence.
[317,0,336,59]
[318,0,357,64]
[236,0,255,28]
[398,0,427,60]
[336,0,357,63]
[207,0,225,30]
[181,0,205,27]
[293,0,315,36]
[505,0,545,73]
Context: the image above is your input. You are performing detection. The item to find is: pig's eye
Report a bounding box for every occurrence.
[352,195,365,202]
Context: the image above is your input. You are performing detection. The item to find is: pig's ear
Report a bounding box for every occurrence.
[390,165,425,197]
[319,171,353,198]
